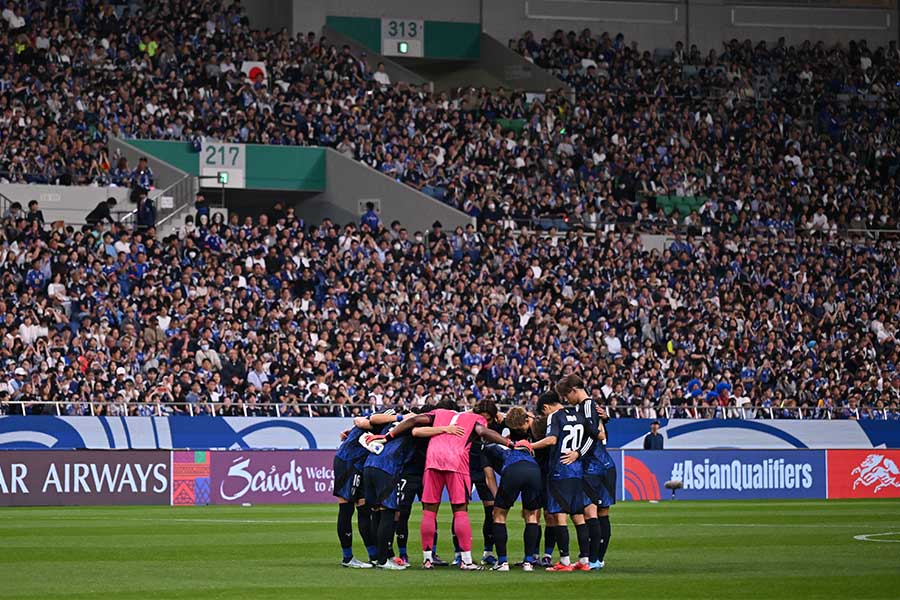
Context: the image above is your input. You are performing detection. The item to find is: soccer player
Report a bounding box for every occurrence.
[481,407,543,572]
[470,399,504,566]
[368,400,515,570]
[361,411,464,570]
[556,374,617,571]
[530,392,592,571]
[334,412,388,568]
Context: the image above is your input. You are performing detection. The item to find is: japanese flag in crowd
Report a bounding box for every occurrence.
[241,61,267,84]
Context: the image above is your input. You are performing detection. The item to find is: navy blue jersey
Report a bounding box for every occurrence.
[482,442,538,475]
[335,426,370,468]
[403,436,428,477]
[469,421,505,477]
[546,407,590,480]
[364,421,416,478]
[574,399,615,475]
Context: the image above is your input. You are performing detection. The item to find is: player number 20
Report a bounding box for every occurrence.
[561,424,584,453]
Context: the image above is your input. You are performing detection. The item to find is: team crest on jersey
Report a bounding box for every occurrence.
[851,454,900,494]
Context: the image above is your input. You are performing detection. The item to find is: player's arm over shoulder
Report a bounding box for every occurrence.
[474,421,509,446]
[530,412,560,450]
[387,412,433,438]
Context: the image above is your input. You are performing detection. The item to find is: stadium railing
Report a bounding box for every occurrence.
[0,401,891,420]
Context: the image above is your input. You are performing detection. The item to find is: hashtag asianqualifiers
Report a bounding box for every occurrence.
[674,458,814,492]
[632,450,827,500]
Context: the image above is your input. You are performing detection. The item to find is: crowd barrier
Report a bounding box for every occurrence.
[1,449,897,507]
[1,416,899,450]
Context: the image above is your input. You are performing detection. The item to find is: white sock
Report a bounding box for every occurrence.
[579,557,589,565]
[483,550,494,557]
[461,550,472,564]
[560,555,571,566]
[423,550,433,562]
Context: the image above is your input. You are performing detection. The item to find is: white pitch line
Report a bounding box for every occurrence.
[3,515,898,529]
[854,532,900,543]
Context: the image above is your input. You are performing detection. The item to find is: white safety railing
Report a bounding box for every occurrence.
[1,401,893,420]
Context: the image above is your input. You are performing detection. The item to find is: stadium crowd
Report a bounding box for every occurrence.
[0,204,898,419]
[2,1,899,234]
[0,1,898,419]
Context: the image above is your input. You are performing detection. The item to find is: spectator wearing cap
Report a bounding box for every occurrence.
[643,421,665,450]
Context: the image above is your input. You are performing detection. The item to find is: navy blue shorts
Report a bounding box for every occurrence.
[364,466,398,509]
[471,471,495,503]
[583,467,617,508]
[397,473,423,509]
[495,462,542,512]
[547,477,587,515]
[333,457,362,502]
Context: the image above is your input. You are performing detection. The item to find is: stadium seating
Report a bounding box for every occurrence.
[0,2,898,419]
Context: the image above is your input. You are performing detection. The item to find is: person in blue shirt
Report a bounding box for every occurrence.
[481,407,543,572]
[360,202,379,232]
[557,374,617,571]
[130,157,154,192]
[334,413,387,569]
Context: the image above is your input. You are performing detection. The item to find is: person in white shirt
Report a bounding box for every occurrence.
[810,207,829,231]
[247,360,268,391]
[373,63,391,87]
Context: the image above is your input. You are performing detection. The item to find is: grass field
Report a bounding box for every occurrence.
[3,500,900,599]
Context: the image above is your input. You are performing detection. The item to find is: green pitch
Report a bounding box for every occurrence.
[2,500,900,599]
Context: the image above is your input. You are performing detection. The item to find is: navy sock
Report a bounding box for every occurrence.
[586,517,601,562]
[338,503,354,560]
[356,504,376,560]
[555,525,570,558]
[599,516,611,561]
[376,509,397,565]
[543,524,557,556]
[492,521,508,563]
[397,507,411,557]
[524,523,540,562]
[483,505,494,553]
[575,523,590,559]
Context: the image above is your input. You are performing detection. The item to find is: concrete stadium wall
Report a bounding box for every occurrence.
[0,184,130,225]
[287,0,898,54]
[293,0,481,36]
[301,148,474,234]
[690,0,898,55]
[488,0,898,53]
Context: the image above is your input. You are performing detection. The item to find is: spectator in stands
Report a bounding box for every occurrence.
[373,62,391,88]
[85,198,118,225]
[135,191,156,231]
[131,158,154,193]
[360,202,379,232]
[26,201,44,226]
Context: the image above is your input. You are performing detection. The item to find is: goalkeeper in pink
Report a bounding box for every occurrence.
[369,400,521,570]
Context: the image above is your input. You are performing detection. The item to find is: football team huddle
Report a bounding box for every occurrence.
[333,374,616,572]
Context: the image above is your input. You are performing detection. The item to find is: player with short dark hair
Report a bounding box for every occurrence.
[470,399,503,565]
[556,376,617,571]
[481,407,543,572]
[531,386,592,572]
